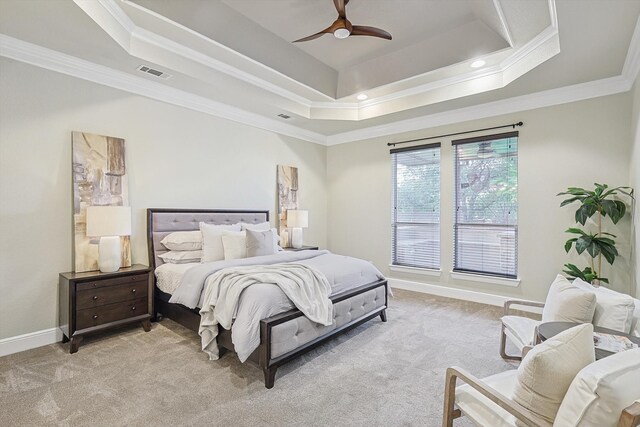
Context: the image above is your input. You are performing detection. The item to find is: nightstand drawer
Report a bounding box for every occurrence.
[76,273,149,291]
[76,297,148,330]
[76,281,148,310]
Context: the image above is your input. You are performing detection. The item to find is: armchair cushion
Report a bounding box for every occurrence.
[456,370,519,427]
[501,315,541,349]
[542,275,596,324]
[573,278,635,334]
[554,348,640,427]
[513,323,595,424]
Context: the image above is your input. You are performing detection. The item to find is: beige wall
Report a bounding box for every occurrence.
[327,94,633,303]
[1,55,637,342]
[0,58,327,340]
[632,76,640,299]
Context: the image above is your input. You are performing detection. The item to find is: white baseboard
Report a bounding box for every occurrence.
[0,328,62,357]
[388,277,543,314]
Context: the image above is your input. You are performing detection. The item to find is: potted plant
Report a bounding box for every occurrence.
[557,183,634,284]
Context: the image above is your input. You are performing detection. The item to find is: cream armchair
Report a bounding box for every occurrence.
[500,274,640,360]
[500,274,600,360]
[499,299,545,361]
[442,348,640,427]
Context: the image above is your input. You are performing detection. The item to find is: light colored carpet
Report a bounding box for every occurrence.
[0,289,518,426]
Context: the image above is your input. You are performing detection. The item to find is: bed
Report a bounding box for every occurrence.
[147,208,388,388]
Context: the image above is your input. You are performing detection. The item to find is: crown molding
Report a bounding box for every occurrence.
[325,75,631,145]
[0,34,326,145]
[0,32,635,147]
[2,2,640,149]
[492,0,514,47]
[623,15,640,84]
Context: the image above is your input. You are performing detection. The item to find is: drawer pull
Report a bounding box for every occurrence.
[92,296,98,301]
[131,306,136,311]
[131,289,136,294]
[92,314,99,320]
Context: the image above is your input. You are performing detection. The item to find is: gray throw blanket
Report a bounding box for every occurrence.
[199,263,333,360]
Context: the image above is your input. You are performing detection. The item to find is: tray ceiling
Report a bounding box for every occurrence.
[73,0,559,120]
[1,0,639,143]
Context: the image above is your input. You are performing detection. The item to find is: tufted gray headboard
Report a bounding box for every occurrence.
[147,208,270,270]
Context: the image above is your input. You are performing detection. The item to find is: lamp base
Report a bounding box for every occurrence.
[290,227,303,249]
[98,236,122,273]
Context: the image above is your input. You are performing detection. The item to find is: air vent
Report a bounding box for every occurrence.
[137,65,173,80]
[277,113,291,120]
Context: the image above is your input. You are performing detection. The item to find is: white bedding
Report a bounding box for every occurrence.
[155,262,199,295]
[156,251,385,362]
[199,263,333,361]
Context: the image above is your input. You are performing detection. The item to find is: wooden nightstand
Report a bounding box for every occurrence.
[283,245,319,251]
[59,264,152,353]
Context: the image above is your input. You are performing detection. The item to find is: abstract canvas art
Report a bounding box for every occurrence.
[72,131,131,272]
[277,165,299,248]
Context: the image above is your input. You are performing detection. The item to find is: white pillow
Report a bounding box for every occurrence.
[159,250,202,264]
[573,278,635,334]
[513,323,595,424]
[542,275,596,324]
[200,222,242,262]
[241,221,271,231]
[160,231,202,251]
[221,230,246,260]
[246,229,278,257]
[554,348,640,427]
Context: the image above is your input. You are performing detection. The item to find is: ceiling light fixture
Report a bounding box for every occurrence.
[470,59,486,68]
[357,93,368,101]
[334,28,351,39]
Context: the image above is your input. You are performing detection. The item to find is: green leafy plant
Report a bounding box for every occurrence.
[557,183,633,284]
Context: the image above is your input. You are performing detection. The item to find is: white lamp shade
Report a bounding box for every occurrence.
[287,210,308,228]
[86,206,131,237]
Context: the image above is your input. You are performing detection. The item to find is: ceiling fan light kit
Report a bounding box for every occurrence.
[293,0,392,43]
[334,28,350,39]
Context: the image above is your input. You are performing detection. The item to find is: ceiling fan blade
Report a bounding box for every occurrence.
[293,26,333,43]
[333,0,347,18]
[350,25,392,40]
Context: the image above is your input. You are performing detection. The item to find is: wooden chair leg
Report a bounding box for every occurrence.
[499,323,522,361]
[619,402,640,427]
[442,368,461,427]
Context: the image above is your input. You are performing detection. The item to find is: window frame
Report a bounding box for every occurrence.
[390,142,441,270]
[452,131,518,279]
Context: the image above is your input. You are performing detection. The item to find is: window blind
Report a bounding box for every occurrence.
[453,132,518,278]
[391,143,441,269]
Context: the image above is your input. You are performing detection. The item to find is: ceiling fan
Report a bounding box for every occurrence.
[293,0,392,43]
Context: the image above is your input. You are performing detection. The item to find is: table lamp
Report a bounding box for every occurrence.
[287,210,308,249]
[86,206,131,272]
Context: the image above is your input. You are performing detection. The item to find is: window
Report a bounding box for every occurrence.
[391,143,440,269]
[453,132,518,278]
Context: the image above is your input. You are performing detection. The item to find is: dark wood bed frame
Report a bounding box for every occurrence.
[147,208,388,388]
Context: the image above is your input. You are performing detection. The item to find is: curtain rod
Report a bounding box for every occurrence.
[386,121,524,147]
